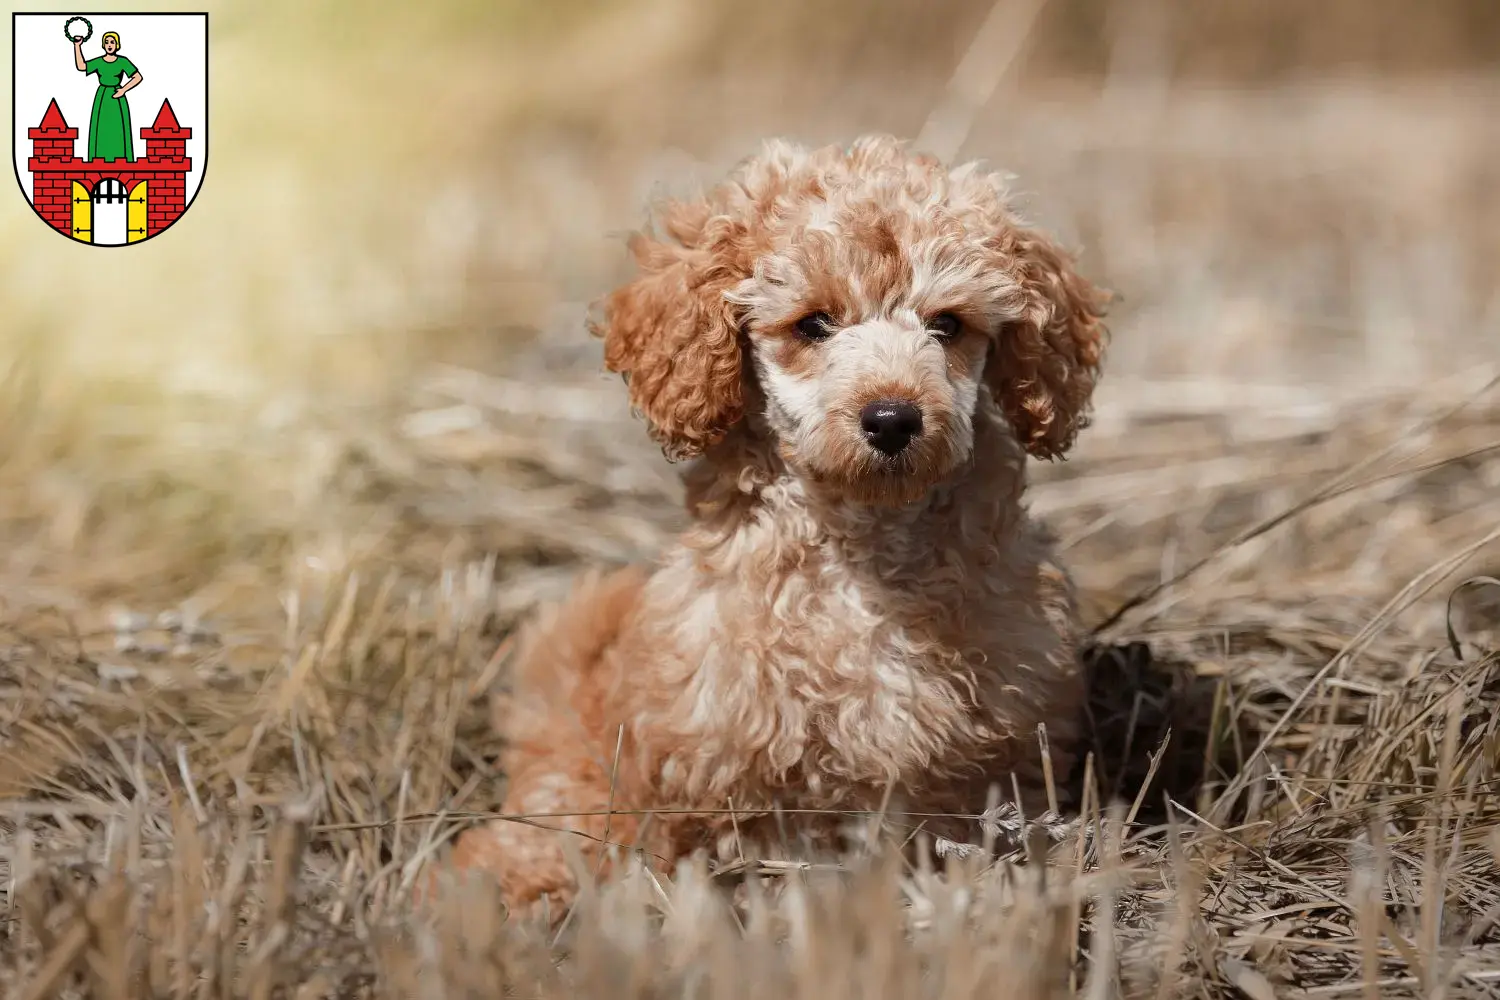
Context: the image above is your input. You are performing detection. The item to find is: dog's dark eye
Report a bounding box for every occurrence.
[928,312,963,340]
[795,312,836,341]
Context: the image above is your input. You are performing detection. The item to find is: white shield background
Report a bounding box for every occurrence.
[13,12,207,227]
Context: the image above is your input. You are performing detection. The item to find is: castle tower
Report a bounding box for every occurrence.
[24,97,195,242]
[140,99,191,237]
[27,99,80,236]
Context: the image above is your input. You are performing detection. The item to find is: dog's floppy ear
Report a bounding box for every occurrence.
[590,208,746,462]
[985,228,1109,460]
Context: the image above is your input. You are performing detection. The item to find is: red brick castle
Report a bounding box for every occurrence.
[26,97,192,243]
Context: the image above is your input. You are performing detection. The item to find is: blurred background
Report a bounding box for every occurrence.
[5,8,1499,990]
[1,0,1497,635]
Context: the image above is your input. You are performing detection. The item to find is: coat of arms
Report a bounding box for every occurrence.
[12,12,208,246]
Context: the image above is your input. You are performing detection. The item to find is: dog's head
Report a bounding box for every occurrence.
[593,135,1109,505]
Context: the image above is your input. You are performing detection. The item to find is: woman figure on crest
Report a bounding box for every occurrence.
[72,30,143,162]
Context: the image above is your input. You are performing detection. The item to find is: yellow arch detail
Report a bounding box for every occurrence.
[128,181,149,243]
[70,181,91,242]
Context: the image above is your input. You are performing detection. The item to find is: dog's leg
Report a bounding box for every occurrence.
[442,565,652,919]
[448,760,647,920]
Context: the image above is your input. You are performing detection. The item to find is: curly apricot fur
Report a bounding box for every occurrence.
[447,135,1111,923]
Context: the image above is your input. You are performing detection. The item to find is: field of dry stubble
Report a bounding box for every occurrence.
[2,1,1500,997]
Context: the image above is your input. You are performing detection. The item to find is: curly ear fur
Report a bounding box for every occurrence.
[986,229,1109,460]
[590,206,746,463]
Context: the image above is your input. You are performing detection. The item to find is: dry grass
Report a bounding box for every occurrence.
[3,0,1500,996]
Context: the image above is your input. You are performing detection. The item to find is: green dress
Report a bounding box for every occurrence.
[84,55,138,162]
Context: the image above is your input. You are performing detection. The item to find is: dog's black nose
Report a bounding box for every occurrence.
[859,400,923,456]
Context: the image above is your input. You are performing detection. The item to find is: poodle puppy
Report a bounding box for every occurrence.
[446,134,1109,917]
